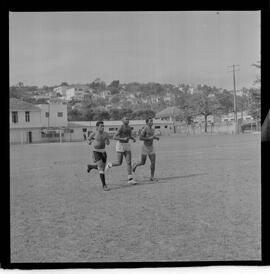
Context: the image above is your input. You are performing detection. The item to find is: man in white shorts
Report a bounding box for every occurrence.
[132,117,159,181]
[105,117,137,185]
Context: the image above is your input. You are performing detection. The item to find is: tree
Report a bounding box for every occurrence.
[191,85,220,132]
[132,109,156,120]
[110,94,121,105]
[215,89,234,114]
[108,80,120,95]
[248,88,261,120]
[68,109,83,121]
[90,78,107,93]
[92,109,110,121]
[10,86,21,98]
[119,108,134,119]
[109,108,122,120]
[248,61,261,122]
[252,61,261,86]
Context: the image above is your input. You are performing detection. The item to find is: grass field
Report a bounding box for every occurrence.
[10,134,261,262]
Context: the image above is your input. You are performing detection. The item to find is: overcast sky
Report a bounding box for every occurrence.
[9,11,260,90]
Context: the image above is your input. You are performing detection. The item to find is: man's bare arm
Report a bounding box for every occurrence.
[113,128,129,141]
[105,133,110,145]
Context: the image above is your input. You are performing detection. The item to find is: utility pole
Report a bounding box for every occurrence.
[228,64,240,134]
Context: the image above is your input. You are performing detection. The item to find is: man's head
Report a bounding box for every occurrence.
[122,116,129,126]
[146,117,153,127]
[96,121,104,132]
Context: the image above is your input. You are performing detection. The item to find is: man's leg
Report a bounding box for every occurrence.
[111,152,123,166]
[132,154,147,173]
[125,151,137,184]
[87,152,98,173]
[149,153,156,180]
[105,152,123,172]
[98,161,109,191]
[87,164,98,173]
[87,151,100,173]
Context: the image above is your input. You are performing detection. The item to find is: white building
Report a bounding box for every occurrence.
[221,111,253,123]
[53,85,69,97]
[193,115,214,124]
[99,90,111,98]
[10,98,42,144]
[37,99,68,128]
[65,85,90,101]
[10,98,70,144]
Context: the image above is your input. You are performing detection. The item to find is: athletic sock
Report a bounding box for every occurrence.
[99,173,106,187]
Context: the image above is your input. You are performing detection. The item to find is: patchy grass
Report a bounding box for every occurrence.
[10,134,261,262]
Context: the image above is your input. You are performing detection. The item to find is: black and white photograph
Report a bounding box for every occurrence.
[7,10,264,267]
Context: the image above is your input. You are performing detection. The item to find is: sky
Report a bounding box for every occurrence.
[9,11,260,90]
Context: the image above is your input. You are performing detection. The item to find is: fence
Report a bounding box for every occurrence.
[174,121,261,136]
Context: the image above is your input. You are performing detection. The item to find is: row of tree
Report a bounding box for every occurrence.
[10,62,260,128]
[68,107,155,121]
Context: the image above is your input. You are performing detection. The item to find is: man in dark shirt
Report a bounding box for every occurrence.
[87,121,110,191]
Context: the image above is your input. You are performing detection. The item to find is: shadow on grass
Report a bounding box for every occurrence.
[109,173,206,191]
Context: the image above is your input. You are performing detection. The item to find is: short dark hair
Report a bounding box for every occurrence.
[145,117,153,124]
[96,121,104,127]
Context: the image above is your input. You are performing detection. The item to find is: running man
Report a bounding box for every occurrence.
[86,121,110,191]
[132,117,159,181]
[105,117,137,185]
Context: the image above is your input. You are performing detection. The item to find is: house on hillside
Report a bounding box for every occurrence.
[99,90,111,98]
[53,85,69,97]
[65,85,91,101]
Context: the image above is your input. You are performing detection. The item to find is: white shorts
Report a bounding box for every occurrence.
[116,141,131,153]
[141,144,155,155]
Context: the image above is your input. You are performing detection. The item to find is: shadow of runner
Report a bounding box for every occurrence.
[109,173,206,191]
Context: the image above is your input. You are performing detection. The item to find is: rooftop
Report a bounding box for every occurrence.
[156,107,182,118]
[10,98,41,112]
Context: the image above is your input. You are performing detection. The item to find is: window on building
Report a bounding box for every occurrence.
[82,128,87,132]
[57,112,63,117]
[12,111,18,123]
[109,128,116,131]
[165,125,168,128]
[155,126,161,129]
[131,127,134,130]
[25,111,30,122]
[45,112,49,117]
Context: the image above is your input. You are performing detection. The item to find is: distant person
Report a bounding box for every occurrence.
[132,117,160,181]
[86,121,110,191]
[105,117,137,185]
